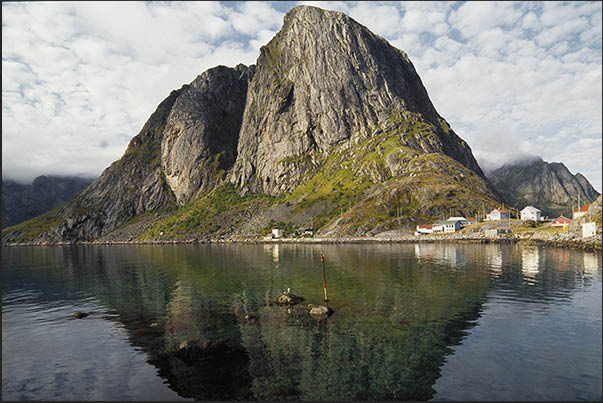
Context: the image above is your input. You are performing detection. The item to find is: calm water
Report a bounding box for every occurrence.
[2,243,601,401]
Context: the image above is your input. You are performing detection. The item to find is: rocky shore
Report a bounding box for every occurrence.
[4,232,601,251]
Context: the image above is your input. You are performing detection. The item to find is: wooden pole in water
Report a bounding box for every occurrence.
[321,254,328,302]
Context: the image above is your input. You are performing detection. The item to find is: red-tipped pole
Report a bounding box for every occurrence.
[321,254,328,302]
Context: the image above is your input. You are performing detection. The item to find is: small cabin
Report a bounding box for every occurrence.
[271,228,283,239]
[573,204,590,220]
[520,206,541,222]
[582,222,596,238]
[551,216,571,228]
[486,209,510,221]
[447,217,470,227]
[415,224,434,235]
[433,220,462,233]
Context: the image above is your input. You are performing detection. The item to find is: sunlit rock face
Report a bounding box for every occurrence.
[161,64,254,205]
[230,5,485,196]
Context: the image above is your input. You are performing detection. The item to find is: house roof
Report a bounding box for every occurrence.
[434,220,459,225]
[553,216,572,223]
[574,204,590,212]
[490,209,509,213]
[447,216,468,221]
[417,224,433,229]
[521,205,541,212]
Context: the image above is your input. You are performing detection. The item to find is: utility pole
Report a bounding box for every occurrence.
[321,254,328,302]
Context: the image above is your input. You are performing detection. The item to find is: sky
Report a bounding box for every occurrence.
[2,1,602,192]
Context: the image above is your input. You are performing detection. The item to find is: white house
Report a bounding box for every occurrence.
[302,229,314,237]
[415,224,434,235]
[521,206,541,222]
[271,228,283,239]
[433,220,462,233]
[573,204,590,220]
[582,222,596,238]
[486,209,510,221]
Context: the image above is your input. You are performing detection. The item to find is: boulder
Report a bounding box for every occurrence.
[308,304,333,318]
[274,293,304,306]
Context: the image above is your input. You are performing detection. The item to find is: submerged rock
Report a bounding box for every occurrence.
[308,304,333,318]
[274,293,304,306]
[73,311,89,319]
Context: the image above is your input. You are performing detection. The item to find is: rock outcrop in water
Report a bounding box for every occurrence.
[4,5,508,244]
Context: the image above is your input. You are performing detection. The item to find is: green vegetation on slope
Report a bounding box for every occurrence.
[138,183,276,240]
[2,208,61,243]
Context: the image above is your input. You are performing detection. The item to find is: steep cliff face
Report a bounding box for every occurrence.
[161,64,254,204]
[2,175,94,228]
[230,5,484,196]
[488,157,600,216]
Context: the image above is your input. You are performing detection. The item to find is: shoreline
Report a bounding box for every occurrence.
[3,234,601,252]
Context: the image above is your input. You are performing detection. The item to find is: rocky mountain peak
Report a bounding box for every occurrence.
[230,5,483,196]
[488,157,600,216]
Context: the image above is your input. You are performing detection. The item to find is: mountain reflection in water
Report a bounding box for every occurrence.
[2,244,601,401]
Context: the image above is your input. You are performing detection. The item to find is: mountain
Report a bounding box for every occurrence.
[3,5,501,244]
[2,175,94,228]
[487,156,600,217]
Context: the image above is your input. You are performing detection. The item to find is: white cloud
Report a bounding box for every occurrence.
[2,1,602,193]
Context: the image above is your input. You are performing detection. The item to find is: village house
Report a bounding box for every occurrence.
[415,224,434,235]
[302,228,314,237]
[485,209,510,221]
[433,220,462,233]
[465,218,478,226]
[520,205,542,222]
[271,228,283,239]
[447,216,471,227]
[582,222,596,238]
[551,216,572,228]
[573,204,590,220]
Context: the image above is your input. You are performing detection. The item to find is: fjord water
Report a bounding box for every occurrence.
[2,244,601,401]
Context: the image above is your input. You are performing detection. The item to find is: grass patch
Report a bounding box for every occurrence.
[137,183,275,240]
[2,208,61,243]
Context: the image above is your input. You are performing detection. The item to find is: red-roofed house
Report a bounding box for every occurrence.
[415,224,434,235]
[552,215,572,228]
[573,204,590,220]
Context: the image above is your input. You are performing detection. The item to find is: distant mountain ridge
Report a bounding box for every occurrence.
[487,156,600,217]
[2,175,94,227]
